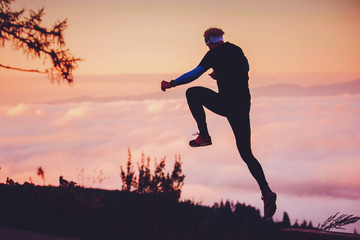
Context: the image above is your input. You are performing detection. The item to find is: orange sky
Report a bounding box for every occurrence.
[1,0,360,88]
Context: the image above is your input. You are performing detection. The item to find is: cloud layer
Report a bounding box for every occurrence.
[0,94,359,230]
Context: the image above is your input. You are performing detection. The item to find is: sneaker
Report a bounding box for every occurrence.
[189,133,212,147]
[262,191,277,219]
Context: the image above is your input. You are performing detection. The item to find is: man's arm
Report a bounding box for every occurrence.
[161,66,207,91]
[173,65,207,86]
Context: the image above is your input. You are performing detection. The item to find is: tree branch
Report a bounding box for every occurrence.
[0,63,46,73]
[0,1,80,83]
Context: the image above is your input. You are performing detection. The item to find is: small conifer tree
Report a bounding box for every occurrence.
[120,149,137,191]
[0,0,81,83]
[120,150,185,200]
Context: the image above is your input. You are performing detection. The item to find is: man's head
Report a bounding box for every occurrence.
[204,27,224,47]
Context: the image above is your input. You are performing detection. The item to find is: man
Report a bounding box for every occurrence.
[161,27,277,219]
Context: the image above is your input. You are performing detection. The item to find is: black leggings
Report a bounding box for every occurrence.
[186,86,270,195]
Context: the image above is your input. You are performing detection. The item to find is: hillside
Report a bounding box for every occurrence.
[0,183,290,240]
[251,79,360,97]
[43,79,360,105]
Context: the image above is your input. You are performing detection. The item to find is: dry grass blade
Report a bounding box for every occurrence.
[318,212,360,231]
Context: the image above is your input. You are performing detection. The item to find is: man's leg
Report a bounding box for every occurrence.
[227,109,276,218]
[186,87,226,137]
[227,110,271,195]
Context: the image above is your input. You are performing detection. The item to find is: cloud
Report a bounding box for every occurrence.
[0,94,359,226]
[6,103,29,116]
[146,102,164,113]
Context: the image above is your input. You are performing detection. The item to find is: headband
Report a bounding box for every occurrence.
[205,35,224,45]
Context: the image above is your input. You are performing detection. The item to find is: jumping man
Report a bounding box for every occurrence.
[161,27,277,219]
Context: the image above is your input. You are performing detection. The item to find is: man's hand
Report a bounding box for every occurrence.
[161,80,174,92]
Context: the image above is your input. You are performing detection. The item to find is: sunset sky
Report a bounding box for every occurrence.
[1,0,360,232]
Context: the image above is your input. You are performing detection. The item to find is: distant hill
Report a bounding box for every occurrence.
[44,79,360,105]
[251,79,360,97]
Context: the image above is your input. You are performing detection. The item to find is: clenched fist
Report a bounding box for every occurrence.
[161,80,175,92]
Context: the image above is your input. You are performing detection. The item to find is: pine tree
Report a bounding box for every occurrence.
[0,0,81,83]
[137,152,151,194]
[120,150,185,201]
[293,220,299,228]
[120,149,137,192]
[37,166,45,185]
[169,154,185,199]
[151,158,166,194]
[282,212,291,228]
[300,220,308,228]
[308,221,314,229]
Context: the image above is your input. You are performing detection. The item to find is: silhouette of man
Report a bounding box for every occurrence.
[161,27,276,219]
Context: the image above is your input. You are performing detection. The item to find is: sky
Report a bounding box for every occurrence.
[1,0,360,233]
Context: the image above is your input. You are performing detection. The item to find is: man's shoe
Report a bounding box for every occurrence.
[262,191,277,219]
[189,133,212,147]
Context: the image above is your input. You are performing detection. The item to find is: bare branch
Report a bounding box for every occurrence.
[0,63,46,73]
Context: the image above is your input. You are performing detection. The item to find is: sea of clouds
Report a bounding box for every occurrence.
[0,93,359,231]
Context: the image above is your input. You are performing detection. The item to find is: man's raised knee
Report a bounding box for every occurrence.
[186,87,199,99]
